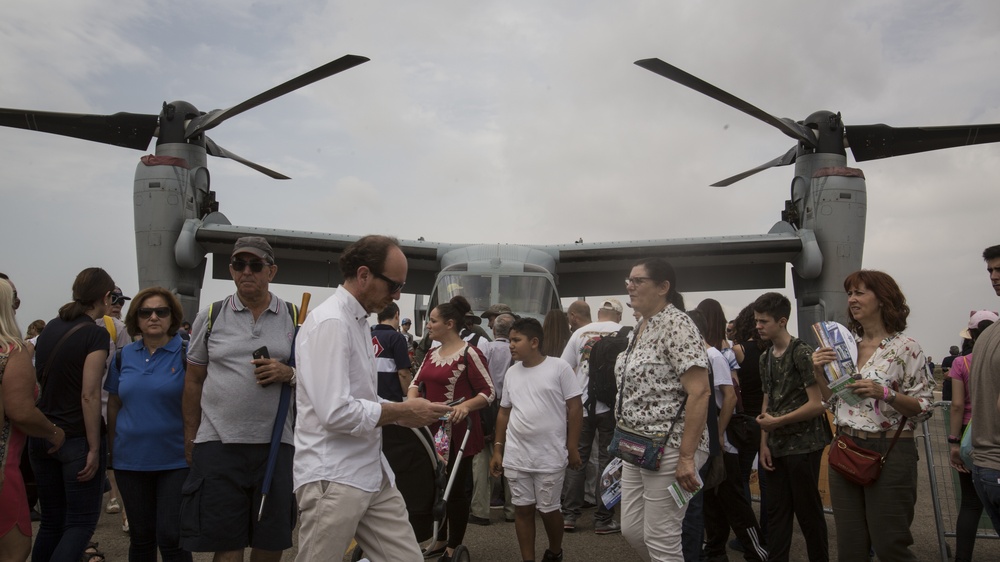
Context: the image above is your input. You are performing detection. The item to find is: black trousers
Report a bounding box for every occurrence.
[704,452,767,561]
[764,449,828,562]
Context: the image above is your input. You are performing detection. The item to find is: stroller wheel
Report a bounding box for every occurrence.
[451,544,471,561]
[349,544,365,562]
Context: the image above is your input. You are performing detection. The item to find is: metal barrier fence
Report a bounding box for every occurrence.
[924,401,998,562]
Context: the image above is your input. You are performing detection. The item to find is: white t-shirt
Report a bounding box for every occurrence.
[708,347,738,455]
[500,356,582,473]
[560,321,623,416]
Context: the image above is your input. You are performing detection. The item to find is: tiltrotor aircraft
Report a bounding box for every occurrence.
[3,55,999,338]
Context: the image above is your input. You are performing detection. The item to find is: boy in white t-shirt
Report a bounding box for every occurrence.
[490,318,584,562]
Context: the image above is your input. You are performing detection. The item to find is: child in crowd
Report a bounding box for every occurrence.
[753,292,829,562]
[490,318,583,562]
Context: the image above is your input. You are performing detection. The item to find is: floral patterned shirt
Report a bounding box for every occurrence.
[615,304,710,452]
[832,332,934,432]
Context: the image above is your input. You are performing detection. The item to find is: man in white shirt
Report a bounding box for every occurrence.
[560,298,625,534]
[293,235,453,562]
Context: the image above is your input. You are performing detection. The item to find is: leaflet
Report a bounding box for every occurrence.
[668,473,703,508]
[600,457,624,509]
[812,321,863,406]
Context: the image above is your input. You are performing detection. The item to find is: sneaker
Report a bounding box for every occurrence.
[594,519,621,535]
[563,517,576,532]
[468,514,490,526]
[105,497,121,514]
[542,549,564,562]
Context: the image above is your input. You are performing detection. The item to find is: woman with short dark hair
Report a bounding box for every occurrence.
[106,287,192,561]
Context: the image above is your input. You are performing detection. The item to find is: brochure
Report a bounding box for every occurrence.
[812,321,863,406]
[600,457,624,509]
[668,473,703,508]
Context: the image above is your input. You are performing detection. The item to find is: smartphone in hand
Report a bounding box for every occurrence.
[252,346,271,387]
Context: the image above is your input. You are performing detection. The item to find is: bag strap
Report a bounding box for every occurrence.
[38,321,88,394]
[881,416,909,462]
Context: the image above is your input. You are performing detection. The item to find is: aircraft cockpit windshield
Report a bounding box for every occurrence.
[433,272,557,318]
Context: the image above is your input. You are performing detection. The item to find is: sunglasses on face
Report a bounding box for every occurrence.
[137,307,171,319]
[372,270,405,294]
[231,259,270,273]
[12,291,19,311]
[110,295,127,306]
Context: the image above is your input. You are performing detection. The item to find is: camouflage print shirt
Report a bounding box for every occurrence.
[760,337,829,457]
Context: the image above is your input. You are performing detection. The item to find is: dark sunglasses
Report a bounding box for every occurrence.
[110,295,127,306]
[12,290,19,311]
[137,307,171,319]
[231,259,270,273]
[373,270,405,294]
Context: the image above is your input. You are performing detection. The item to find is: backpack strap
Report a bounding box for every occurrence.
[204,298,228,345]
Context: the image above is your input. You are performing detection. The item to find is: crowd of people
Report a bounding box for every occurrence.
[2,242,1000,562]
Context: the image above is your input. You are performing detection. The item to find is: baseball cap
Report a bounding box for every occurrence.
[401,318,412,325]
[481,303,513,318]
[232,236,275,263]
[600,298,624,314]
[960,310,999,339]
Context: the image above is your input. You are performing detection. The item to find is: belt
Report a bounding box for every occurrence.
[838,425,913,440]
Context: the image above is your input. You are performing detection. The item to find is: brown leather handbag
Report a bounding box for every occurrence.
[828,418,907,486]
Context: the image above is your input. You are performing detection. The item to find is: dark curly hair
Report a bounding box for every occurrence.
[843,270,909,337]
[126,287,184,338]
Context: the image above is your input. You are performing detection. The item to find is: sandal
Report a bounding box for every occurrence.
[105,497,121,514]
[82,542,105,562]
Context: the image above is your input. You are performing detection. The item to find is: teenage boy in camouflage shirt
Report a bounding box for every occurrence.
[753,292,829,562]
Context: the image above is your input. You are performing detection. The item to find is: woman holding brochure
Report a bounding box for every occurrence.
[811,270,934,562]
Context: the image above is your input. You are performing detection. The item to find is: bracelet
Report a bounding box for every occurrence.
[882,386,889,401]
[948,435,960,444]
[494,441,504,447]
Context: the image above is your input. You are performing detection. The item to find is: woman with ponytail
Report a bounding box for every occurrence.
[408,296,494,562]
[30,267,115,562]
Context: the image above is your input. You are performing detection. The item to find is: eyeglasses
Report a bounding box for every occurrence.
[372,270,406,294]
[625,276,654,288]
[137,307,171,319]
[231,259,271,273]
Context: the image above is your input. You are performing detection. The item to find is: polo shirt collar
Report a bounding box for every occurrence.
[231,292,279,314]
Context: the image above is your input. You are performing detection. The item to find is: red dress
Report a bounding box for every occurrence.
[1,351,32,538]
[413,344,494,458]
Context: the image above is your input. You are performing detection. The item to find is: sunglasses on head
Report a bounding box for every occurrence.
[231,259,270,273]
[137,307,171,319]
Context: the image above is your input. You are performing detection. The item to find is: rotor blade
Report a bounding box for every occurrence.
[205,137,290,180]
[186,54,370,139]
[846,123,1000,162]
[0,108,158,150]
[634,58,816,147]
[711,146,798,187]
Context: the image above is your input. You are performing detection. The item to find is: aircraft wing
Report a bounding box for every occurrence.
[546,231,809,296]
[192,221,814,297]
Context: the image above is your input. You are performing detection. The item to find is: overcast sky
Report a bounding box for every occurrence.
[2,0,999,356]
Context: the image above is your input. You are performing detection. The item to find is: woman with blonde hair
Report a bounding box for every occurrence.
[1,278,66,561]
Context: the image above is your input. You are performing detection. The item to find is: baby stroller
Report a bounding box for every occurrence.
[350,424,473,562]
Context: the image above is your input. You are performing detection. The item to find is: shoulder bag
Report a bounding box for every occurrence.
[828,417,907,486]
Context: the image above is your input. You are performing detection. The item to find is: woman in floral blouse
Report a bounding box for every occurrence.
[615,257,711,561]
[812,270,934,562]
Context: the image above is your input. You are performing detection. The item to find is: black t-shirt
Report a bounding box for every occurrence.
[35,315,109,438]
[372,324,413,402]
[736,340,766,416]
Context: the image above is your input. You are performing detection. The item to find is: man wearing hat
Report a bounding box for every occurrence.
[181,236,298,561]
[560,298,625,535]
[96,286,133,522]
[399,316,415,350]
[481,303,513,330]
[969,244,1000,533]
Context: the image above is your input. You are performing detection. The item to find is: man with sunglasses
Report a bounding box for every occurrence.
[95,286,132,526]
[181,236,298,562]
[293,234,453,562]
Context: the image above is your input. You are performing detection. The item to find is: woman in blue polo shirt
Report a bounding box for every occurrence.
[105,287,191,562]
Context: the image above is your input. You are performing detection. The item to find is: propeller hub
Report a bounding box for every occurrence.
[158,100,204,146]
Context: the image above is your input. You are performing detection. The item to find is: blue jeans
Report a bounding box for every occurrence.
[116,468,193,562]
[972,464,1000,533]
[28,435,107,562]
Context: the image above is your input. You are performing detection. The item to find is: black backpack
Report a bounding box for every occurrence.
[586,326,633,416]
